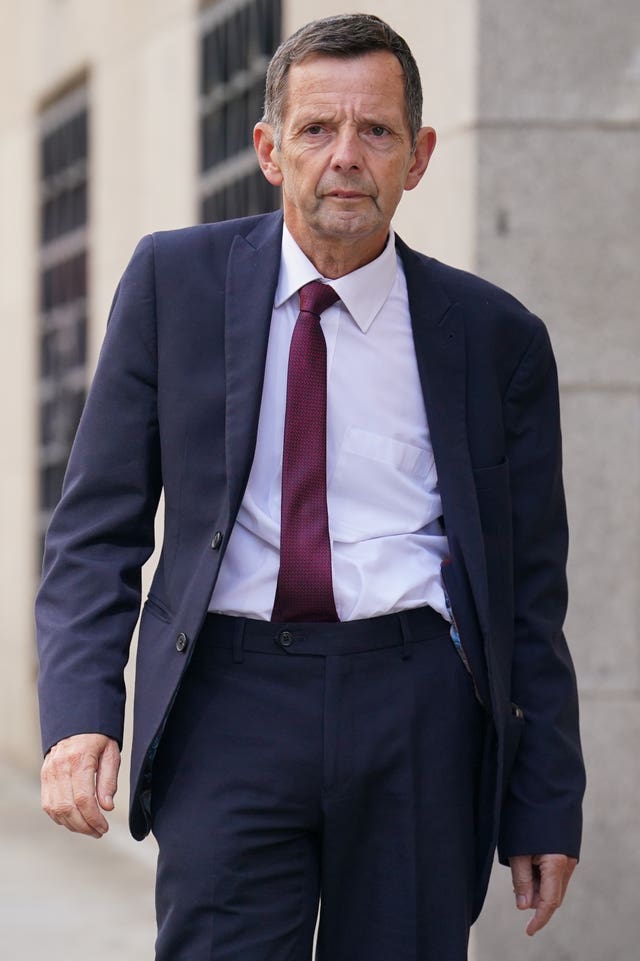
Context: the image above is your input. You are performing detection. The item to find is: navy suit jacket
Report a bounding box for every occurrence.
[36,211,584,913]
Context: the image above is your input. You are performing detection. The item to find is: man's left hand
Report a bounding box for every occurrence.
[509,853,577,936]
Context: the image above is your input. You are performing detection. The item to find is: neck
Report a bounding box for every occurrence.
[286,224,388,279]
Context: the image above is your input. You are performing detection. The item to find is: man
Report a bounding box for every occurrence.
[37,13,585,960]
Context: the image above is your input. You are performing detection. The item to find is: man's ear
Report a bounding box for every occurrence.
[404,126,437,191]
[254,123,284,187]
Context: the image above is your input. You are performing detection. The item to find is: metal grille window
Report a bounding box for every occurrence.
[200,0,281,222]
[38,85,89,554]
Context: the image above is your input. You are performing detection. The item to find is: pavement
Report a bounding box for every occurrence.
[0,759,157,961]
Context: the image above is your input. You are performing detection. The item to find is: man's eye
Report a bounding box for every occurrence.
[370,126,388,137]
[306,125,324,135]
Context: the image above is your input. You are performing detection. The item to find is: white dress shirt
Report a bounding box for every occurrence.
[209,225,450,621]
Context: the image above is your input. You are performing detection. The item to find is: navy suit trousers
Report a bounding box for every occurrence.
[150,606,486,961]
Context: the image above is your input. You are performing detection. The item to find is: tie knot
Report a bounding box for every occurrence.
[298,281,340,318]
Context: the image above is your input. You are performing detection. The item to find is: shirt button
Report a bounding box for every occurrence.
[211,531,223,550]
[176,632,188,653]
[278,631,294,648]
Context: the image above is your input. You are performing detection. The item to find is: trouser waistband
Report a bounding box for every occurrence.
[199,605,450,662]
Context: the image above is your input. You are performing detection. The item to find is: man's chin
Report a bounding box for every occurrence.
[314,211,383,240]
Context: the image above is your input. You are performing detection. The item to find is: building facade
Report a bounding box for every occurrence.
[1,1,638,958]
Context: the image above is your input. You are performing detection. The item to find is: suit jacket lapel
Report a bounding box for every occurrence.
[397,238,490,641]
[224,212,283,520]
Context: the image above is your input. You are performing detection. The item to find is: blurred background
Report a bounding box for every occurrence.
[0,0,638,958]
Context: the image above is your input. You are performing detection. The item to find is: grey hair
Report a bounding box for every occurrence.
[262,14,423,147]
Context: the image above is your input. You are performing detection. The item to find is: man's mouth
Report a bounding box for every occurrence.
[326,190,368,199]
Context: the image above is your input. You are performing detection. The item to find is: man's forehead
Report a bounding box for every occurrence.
[282,51,406,118]
[287,49,404,82]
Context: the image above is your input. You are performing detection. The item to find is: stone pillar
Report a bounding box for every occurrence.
[472,2,640,958]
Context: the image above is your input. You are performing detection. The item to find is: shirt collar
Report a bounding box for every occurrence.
[274,223,398,333]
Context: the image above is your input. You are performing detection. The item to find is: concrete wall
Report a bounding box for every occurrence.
[472,2,640,958]
[0,0,200,768]
[0,57,40,768]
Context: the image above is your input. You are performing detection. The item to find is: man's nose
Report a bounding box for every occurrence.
[330,128,363,170]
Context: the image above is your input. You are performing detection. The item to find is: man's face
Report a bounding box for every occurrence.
[255,51,435,270]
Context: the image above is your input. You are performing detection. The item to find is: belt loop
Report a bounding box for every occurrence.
[232,618,245,664]
[399,612,412,661]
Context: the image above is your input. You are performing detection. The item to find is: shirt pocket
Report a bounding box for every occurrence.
[329,426,438,541]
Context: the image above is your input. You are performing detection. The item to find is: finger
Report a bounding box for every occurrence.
[510,855,536,910]
[41,758,60,824]
[96,740,121,811]
[560,857,578,900]
[41,749,80,830]
[70,752,110,836]
[526,854,567,936]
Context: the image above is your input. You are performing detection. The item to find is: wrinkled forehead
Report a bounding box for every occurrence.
[281,51,408,124]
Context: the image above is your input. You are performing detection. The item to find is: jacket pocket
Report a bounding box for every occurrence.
[143,593,172,623]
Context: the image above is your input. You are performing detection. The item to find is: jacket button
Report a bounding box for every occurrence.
[211,531,223,550]
[176,632,188,653]
[278,630,294,648]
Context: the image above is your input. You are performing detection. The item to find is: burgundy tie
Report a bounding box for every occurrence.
[271,281,340,623]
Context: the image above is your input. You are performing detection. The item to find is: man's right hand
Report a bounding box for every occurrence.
[41,733,121,838]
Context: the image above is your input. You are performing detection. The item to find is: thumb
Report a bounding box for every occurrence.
[510,855,535,910]
[96,739,121,811]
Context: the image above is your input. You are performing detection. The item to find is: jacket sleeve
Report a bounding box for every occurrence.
[498,320,585,862]
[36,234,162,755]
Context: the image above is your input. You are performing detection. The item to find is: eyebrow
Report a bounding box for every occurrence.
[293,111,399,129]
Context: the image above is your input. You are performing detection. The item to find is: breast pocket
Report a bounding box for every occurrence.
[329,426,438,541]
